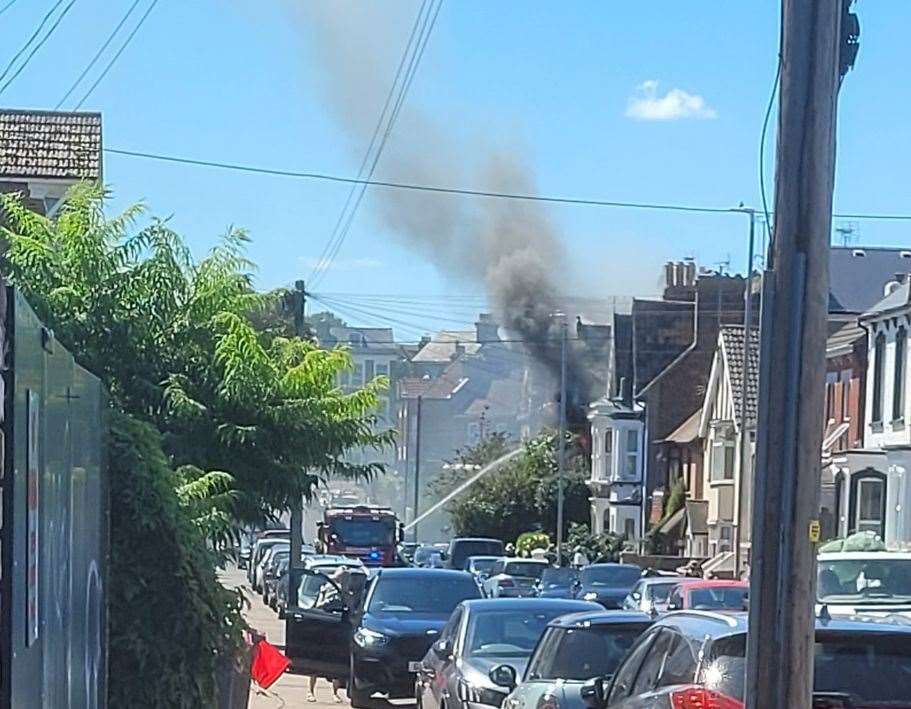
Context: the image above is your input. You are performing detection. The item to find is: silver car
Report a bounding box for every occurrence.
[483,558,549,598]
[622,576,701,614]
[503,610,653,709]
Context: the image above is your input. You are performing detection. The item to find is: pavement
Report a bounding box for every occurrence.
[221,566,349,709]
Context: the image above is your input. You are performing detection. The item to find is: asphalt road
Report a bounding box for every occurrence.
[222,566,348,709]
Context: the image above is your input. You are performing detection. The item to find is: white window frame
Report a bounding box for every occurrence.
[623,429,639,480]
[856,477,885,534]
[710,436,735,482]
[603,427,613,480]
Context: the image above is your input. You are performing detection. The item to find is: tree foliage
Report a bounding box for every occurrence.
[446,431,590,542]
[566,522,624,563]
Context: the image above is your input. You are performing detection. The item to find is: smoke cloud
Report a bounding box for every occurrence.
[295,1,594,410]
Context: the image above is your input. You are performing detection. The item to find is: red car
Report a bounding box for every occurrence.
[666,580,749,611]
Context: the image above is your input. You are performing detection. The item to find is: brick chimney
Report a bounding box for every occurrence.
[475,313,499,343]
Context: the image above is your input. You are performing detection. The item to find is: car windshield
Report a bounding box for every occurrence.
[581,566,641,587]
[465,609,567,659]
[414,547,441,563]
[330,518,394,546]
[540,568,577,588]
[689,586,748,610]
[817,558,911,602]
[469,558,497,573]
[647,582,679,603]
[526,624,651,680]
[503,562,547,579]
[368,575,479,615]
[704,632,911,704]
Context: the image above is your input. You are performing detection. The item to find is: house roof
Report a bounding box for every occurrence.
[829,246,911,314]
[720,325,760,429]
[412,330,481,363]
[861,280,911,322]
[464,379,521,417]
[826,322,866,358]
[0,110,102,180]
[631,299,694,397]
[662,409,701,444]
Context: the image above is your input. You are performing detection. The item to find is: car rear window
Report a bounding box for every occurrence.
[689,587,748,610]
[451,540,504,567]
[527,624,651,681]
[503,562,547,579]
[703,632,911,704]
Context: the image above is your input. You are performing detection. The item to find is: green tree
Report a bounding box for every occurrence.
[446,431,590,542]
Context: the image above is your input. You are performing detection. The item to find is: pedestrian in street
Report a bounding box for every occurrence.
[308,567,354,703]
[307,675,344,704]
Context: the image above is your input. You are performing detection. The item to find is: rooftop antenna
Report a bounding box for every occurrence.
[834,221,859,246]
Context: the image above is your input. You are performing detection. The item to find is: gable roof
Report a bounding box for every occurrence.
[829,246,911,314]
[412,330,481,363]
[0,110,102,180]
[720,325,760,429]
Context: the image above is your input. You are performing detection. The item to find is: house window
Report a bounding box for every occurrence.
[623,518,636,540]
[604,428,613,479]
[710,437,735,481]
[624,429,639,479]
[872,332,886,423]
[894,327,906,421]
[351,362,364,385]
[855,477,885,536]
[376,363,389,377]
[365,359,375,382]
[841,369,852,421]
[826,371,838,421]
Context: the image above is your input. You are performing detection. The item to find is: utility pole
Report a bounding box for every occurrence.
[412,395,423,543]
[746,3,857,709]
[556,319,567,563]
[288,280,307,607]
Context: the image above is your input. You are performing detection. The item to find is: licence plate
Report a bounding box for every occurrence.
[408,662,422,673]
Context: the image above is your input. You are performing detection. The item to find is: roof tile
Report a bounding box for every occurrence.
[0,110,102,180]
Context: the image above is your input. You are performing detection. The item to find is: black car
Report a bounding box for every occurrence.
[287,567,482,709]
[447,538,505,570]
[592,610,911,707]
[535,567,579,599]
[417,598,602,709]
[575,564,642,609]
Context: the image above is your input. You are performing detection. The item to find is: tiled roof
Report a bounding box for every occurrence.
[720,325,760,429]
[0,110,102,180]
[826,322,866,358]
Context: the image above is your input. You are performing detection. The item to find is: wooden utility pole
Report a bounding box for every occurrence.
[411,394,423,543]
[746,3,857,708]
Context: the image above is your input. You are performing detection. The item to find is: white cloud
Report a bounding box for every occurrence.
[301,257,383,272]
[625,80,717,121]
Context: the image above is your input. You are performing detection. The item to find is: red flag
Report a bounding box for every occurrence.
[250,639,290,689]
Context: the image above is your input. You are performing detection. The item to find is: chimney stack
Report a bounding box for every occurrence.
[475,313,499,343]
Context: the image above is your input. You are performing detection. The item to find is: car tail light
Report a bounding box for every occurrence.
[671,687,743,709]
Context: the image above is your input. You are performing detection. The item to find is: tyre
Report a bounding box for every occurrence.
[349,656,378,709]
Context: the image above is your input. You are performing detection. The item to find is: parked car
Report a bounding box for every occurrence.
[414,545,445,568]
[262,549,290,603]
[276,555,365,618]
[447,538,505,571]
[535,567,578,599]
[503,610,653,709]
[399,542,420,565]
[575,564,642,609]
[416,598,601,709]
[666,580,749,611]
[287,567,482,709]
[252,540,290,590]
[465,555,500,581]
[817,551,911,617]
[247,536,289,585]
[483,558,550,598]
[593,610,911,707]
[623,576,699,615]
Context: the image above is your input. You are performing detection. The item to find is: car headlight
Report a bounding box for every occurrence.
[457,680,506,707]
[583,592,598,601]
[353,628,389,648]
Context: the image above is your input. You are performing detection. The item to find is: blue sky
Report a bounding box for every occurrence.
[2,1,910,337]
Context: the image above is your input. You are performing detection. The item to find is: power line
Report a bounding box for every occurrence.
[311,0,444,288]
[55,0,142,110]
[759,58,781,250]
[0,0,21,17]
[308,0,432,287]
[103,147,911,222]
[72,0,158,110]
[0,0,76,98]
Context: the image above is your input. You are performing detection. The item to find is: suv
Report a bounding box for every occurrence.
[447,538,505,571]
[592,611,911,707]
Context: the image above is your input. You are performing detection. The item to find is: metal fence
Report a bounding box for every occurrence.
[0,287,108,709]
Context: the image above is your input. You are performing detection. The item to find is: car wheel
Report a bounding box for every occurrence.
[349,656,378,709]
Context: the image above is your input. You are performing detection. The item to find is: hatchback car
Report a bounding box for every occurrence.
[447,538,505,570]
[666,581,749,612]
[465,555,500,581]
[483,558,550,598]
[247,537,289,585]
[254,541,289,592]
[287,567,482,709]
[817,551,911,617]
[576,564,643,609]
[596,611,911,707]
[504,610,653,709]
[623,577,699,615]
[416,598,601,709]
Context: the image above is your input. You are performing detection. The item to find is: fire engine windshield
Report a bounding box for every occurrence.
[331,518,395,546]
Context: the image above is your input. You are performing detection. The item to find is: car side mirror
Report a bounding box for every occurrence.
[433,638,453,658]
[489,664,517,691]
[580,677,607,708]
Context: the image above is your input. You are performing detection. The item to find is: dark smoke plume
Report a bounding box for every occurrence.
[296,1,596,413]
